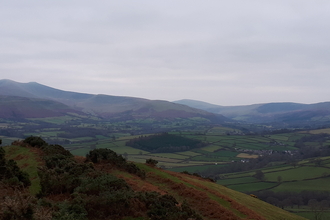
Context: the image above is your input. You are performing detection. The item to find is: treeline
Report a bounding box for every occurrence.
[0,137,202,220]
[251,190,330,210]
[126,133,206,153]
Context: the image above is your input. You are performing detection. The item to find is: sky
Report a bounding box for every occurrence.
[1,0,330,106]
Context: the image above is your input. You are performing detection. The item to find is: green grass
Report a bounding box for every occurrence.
[28,116,78,124]
[200,145,223,152]
[228,181,278,192]
[168,164,223,173]
[147,153,189,160]
[176,151,201,157]
[264,166,330,182]
[70,148,91,156]
[4,146,41,195]
[191,179,306,220]
[272,177,330,192]
[217,176,258,185]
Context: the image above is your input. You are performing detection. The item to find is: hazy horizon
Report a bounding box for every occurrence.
[2,78,328,107]
[1,1,330,106]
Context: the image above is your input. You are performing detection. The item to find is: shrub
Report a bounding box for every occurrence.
[146,158,158,167]
[24,136,47,148]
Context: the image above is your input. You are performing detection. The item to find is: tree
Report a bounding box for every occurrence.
[277,176,282,183]
[123,152,128,160]
[253,170,265,181]
[146,158,158,167]
[314,159,322,167]
[308,199,327,220]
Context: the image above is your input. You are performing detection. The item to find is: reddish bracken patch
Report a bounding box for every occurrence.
[164,170,266,220]
[117,173,166,195]
[13,154,29,161]
[147,171,240,220]
[74,156,86,164]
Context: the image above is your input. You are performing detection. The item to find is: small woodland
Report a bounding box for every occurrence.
[125,133,206,153]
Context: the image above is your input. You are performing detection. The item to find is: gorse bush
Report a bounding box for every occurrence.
[86,148,146,179]
[146,158,158,166]
[23,136,47,148]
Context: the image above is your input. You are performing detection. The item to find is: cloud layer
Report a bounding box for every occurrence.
[1,0,330,105]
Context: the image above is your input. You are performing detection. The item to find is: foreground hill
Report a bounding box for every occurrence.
[174,99,330,127]
[0,137,306,220]
[0,79,227,122]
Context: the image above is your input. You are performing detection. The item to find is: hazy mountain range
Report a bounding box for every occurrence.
[1,79,330,127]
[0,79,225,122]
[174,99,330,127]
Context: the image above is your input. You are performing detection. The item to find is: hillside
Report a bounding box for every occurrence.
[0,137,306,220]
[0,79,227,122]
[0,95,84,119]
[174,99,330,127]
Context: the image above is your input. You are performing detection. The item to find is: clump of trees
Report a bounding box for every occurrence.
[126,133,206,153]
[86,148,146,179]
[251,190,330,211]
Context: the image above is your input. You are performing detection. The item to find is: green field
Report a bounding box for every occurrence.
[229,182,278,192]
[264,166,330,182]
[273,177,330,192]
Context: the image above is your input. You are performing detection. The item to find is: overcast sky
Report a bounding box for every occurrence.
[1,1,330,106]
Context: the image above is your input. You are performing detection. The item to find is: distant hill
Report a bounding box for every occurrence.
[0,95,82,119]
[174,99,330,127]
[0,79,228,122]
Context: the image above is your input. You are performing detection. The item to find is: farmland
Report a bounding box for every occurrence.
[2,115,330,219]
[217,155,330,219]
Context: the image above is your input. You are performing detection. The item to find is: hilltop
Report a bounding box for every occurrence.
[0,137,306,220]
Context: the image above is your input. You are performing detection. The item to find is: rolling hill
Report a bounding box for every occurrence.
[174,99,330,127]
[1,138,306,220]
[0,79,228,122]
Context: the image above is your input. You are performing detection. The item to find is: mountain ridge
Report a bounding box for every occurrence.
[174,99,330,126]
[0,79,228,122]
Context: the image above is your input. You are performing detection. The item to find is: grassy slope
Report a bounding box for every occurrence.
[3,145,43,195]
[108,163,306,220]
[3,145,306,220]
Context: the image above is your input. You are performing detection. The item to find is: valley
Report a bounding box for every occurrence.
[2,80,330,219]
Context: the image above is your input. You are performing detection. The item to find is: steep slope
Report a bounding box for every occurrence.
[174,99,330,126]
[0,80,227,122]
[2,140,306,220]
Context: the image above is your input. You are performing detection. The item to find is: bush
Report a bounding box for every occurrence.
[146,158,158,167]
[86,148,126,166]
[86,149,146,178]
[24,136,47,148]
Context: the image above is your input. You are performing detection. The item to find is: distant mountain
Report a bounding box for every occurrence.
[174,99,330,127]
[0,95,82,119]
[0,79,228,122]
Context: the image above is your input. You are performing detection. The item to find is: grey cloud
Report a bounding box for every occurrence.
[1,1,330,105]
